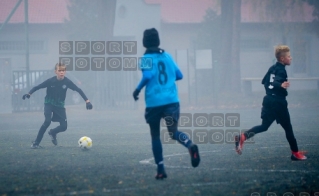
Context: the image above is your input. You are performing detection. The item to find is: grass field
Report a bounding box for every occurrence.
[0,91,319,196]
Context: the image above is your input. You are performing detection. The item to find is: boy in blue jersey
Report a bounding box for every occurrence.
[133,28,200,179]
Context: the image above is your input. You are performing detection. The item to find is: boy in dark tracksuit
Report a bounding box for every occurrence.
[22,63,93,149]
[235,45,307,161]
[133,28,200,179]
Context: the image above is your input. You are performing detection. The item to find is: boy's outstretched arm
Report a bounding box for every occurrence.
[133,70,152,101]
[22,79,50,100]
[68,81,92,110]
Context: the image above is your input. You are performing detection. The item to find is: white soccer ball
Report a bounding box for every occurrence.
[78,136,92,149]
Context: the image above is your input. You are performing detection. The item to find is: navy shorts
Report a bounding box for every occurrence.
[144,102,180,126]
[261,95,289,124]
[44,104,67,122]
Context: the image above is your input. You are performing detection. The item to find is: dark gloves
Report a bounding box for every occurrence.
[86,102,93,110]
[133,89,140,101]
[22,94,30,100]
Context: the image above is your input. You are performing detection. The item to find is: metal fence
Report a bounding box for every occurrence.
[0,58,12,114]
[12,70,51,112]
[94,69,139,110]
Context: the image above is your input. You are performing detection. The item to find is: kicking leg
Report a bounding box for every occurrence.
[49,120,67,146]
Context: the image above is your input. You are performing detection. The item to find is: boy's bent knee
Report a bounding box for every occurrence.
[60,121,67,132]
[42,120,51,128]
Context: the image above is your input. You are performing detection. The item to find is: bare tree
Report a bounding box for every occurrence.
[65,0,116,40]
[303,0,319,36]
[196,8,221,53]
[220,0,241,92]
[64,0,117,99]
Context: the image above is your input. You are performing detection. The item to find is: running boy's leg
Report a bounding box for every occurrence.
[50,120,67,135]
[149,121,166,178]
[278,108,299,152]
[277,102,306,160]
[34,104,52,145]
[48,120,67,146]
[282,115,307,160]
[236,96,275,154]
[145,106,167,179]
[236,115,274,155]
[244,117,274,139]
[162,103,192,148]
[163,103,200,167]
[48,107,67,146]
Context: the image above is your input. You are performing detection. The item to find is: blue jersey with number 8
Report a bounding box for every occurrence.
[137,52,182,107]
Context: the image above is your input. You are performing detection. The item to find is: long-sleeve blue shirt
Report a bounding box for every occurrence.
[136,51,183,107]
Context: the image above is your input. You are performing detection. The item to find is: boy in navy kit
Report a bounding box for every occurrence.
[235,45,307,161]
[133,28,200,179]
[22,63,93,148]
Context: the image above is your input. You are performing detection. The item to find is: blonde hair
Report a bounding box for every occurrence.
[275,45,290,60]
[55,63,66,70]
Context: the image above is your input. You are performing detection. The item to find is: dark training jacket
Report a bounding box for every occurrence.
[29,76,88,108]
[261,62,288,97]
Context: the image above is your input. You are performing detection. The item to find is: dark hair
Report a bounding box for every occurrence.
[143,28,160,48]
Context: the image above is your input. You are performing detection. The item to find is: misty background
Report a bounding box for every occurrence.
[0,0,319,113]
[1,2,319,195]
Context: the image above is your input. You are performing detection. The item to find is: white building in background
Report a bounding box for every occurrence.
[113,0,161,55]
[1,0,318,77]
